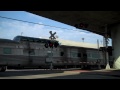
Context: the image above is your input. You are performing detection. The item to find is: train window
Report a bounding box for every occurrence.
[34,39,40,43]
[40,40,46,43]
[23,49,28,55]
[71,52,78,57]
[21,37,28,41]
[60,52,64,56]
[83,53,87,57]
[29,49,35,55]
[92,53,100,59]
[87,53,91,58]
[77,53,81,57]
[13,36,20,42]
[28,38,34,42]
[3,48,12,54]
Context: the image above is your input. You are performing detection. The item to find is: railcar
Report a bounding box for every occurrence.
[0,35,110,72]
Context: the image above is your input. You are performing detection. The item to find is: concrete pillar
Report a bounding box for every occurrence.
[111,24,120,69]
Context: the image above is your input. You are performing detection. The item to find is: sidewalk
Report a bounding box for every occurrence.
[93,69,120,77]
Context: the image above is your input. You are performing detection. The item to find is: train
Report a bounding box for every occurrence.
[0,35,113,72]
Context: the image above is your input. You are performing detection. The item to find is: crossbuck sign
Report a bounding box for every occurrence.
[49,31,56,40]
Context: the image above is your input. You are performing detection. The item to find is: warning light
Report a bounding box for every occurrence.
[49,41,53,48]
[44,43,48,48]
[54,41,59,48]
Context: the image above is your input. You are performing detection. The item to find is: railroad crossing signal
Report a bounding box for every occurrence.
[44,31,59,48]
[49,31,56,40]
[49,31,57,70]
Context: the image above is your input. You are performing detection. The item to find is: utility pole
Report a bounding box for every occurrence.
[97,39,101,69]
[104,25,110,69]
[49,31,56,70]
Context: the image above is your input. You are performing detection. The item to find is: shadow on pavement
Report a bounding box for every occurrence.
[89,69,120,77]
[0,69,65,77]
[39,69,120,79]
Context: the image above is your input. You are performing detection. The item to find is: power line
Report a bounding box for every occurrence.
[0,15,92,33]
[0,16,75,30]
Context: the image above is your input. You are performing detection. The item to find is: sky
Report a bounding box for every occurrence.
[0,11,112,46]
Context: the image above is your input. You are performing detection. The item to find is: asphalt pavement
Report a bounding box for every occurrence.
[0,68,120,79]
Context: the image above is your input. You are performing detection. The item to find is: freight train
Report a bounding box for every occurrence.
[0,35,113,72]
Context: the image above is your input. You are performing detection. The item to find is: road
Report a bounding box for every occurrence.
[0,69,120,79]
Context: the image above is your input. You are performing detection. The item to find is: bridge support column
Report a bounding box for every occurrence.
[111,24,120,69]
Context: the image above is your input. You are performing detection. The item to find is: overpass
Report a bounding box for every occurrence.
[27,11,120,69]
